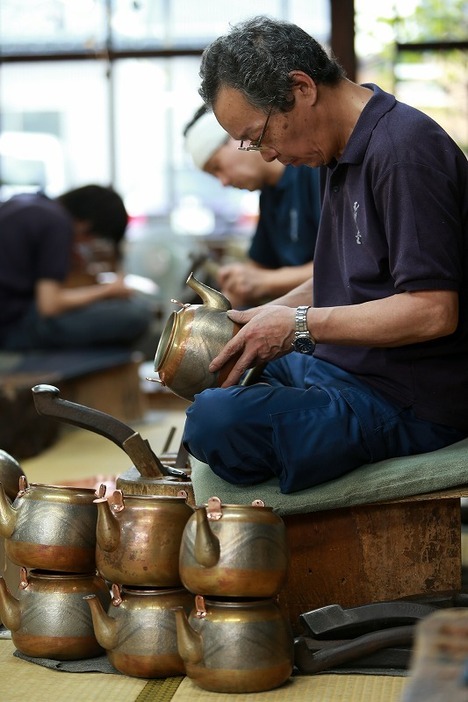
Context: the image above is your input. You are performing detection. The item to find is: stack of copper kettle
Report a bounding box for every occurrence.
[175,495,295,693]
[24,382,196,678]
[85,487,194,677]
[0,474,110,660]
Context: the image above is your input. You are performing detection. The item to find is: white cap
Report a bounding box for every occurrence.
[185,111,229,170]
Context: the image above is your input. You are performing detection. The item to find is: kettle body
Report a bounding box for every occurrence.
[174,595,294,693]
[179,496,288,598]
[3,478,103,572]
[154,273,240,401]
[0,568,110,660]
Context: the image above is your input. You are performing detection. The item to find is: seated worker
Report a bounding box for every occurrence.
[184,105,321,307]
[0,184,153,351]
[183,16,468,494]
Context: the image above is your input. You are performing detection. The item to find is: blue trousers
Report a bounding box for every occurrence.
[183,355,465,493]
[2,298,153,351]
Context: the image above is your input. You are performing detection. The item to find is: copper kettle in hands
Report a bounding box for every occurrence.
[153,273,241,401]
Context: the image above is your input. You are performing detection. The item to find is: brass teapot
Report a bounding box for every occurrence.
[174,594,294,693]
[0,568,110,660]
[179,496,288,598]
[0,450,24,501]
[85,583,192,678]
[94,489,193,587]
[0,477,104,572]
[0,451,24,627]
[153,273,241,401]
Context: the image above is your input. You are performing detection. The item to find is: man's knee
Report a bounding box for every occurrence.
[186,388,234,434]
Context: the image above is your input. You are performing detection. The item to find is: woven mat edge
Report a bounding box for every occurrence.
[136,676,184,702]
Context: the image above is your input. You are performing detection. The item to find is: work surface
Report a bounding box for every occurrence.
[0,638,408,702]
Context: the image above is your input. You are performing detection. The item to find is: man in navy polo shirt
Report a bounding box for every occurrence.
[184,106,321,308]
[0,185,152,351]
[182,16,468,494]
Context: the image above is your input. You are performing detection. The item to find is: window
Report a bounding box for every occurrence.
[0,0,329,225]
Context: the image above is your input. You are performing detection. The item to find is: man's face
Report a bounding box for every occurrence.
[213,84,331,168]
[203,138,270,191]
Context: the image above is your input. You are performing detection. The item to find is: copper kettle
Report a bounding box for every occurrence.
[94,489,193,586]
[85,583,192,677]
[174,594,293,693]
[0,476,105,572]
[0,568,110,660]
[179,496,289,598]
[153,273,241,402]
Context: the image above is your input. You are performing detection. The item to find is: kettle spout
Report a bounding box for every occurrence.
[0,576,21,632]
[84,594,119,651]
[173,606,203,664]
[94,495,121,552]
[186,273,231,312]
[0,483,17,539]
[194,506,220,568]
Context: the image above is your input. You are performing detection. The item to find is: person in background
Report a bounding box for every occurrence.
[182,16,468,494]
[0,184,153,351]
[184,105,321,307]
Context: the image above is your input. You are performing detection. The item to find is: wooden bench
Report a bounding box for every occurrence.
[0,349,146,459]
[190,441,468,634]
[281,487,466,633]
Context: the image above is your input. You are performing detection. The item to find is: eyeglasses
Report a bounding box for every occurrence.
[238,105,273,152]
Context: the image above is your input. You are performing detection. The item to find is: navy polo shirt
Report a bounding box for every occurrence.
[0,193,73,341]
[313,84,468,431]
[249,164,321,268]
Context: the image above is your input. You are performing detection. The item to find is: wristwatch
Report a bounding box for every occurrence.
[292,305,316,354]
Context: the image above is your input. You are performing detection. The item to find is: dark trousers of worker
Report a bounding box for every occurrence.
[183,355,465,494]
[2,298,153,351]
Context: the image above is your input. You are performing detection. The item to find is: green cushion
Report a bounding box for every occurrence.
[190,438,468,516]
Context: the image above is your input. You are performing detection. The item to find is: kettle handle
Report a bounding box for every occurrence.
[239,364,267,387]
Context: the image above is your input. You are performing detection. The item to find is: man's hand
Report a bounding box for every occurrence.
[217,260,315,308]
[36,273,135,317]
[99,272,134,299]
[217,262,269,307]
[209,305,296,386]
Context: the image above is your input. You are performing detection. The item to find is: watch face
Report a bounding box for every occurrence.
[293,336,315,354]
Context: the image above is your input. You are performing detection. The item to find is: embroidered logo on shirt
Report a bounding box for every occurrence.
[353,201,362,244]
[289,208,299,242]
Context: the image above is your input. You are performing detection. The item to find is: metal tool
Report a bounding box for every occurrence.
[32,384,188,480]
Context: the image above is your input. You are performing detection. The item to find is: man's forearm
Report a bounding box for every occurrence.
[268,277,314,308]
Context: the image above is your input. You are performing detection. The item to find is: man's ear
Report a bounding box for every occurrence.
[289,70,318,106]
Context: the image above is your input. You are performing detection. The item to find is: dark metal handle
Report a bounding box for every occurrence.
[239,364,267,386]
[300,601,438,638]
[294,625,415,674]
[32,384,166,479]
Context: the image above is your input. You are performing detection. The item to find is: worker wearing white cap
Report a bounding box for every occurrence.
[184,106,321,308]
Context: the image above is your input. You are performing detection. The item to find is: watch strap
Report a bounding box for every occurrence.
[295,305,311,335]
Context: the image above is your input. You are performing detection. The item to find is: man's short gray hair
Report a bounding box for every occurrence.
[199,15,345,115]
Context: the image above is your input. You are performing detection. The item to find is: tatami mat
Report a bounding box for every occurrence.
[1,640,147,702]
[1,638,409,702]
[170,674,408,702]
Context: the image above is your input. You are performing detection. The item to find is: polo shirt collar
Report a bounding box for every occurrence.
[335,83,397,167]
